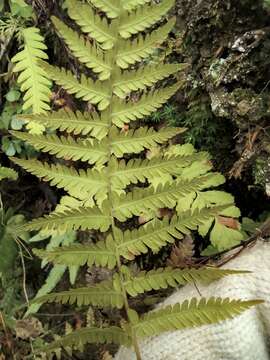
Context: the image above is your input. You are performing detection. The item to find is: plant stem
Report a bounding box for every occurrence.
[104,3,142,359]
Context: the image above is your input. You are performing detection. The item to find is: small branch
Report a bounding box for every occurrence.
[198,218,270,267]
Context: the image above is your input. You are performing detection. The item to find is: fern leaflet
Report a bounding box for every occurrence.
[12,27,51,115]
[132,298,263,338]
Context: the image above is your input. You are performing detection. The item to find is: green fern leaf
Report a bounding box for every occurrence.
[52,17,111,81]
[133,298,263,338]
[67,0,116,50]
[112,82,181,127]
[113,64,186,98]
[34,237,117,269]
[111,126,185,157]
[210,219,244,251]
[38,326,131,354]
[41,63,110,111]
[119,0,174,38]
[110,152,208,190]
[124,268,249,297]
[33,280,124,309]
[17,109,109,140]
[113,174,225,221]
[12,27,51,114]
[11,1,256,353]
[0,166,18,181]
[11,157,108,202]
[36,205,231,267]
[11,131,108,166]
[89,0,120,19]
[16,207,111,235]
[116,205,230,258]
[123,0,151,12]
[117,18,175,69]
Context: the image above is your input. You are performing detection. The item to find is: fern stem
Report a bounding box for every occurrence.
[104,3,142,359]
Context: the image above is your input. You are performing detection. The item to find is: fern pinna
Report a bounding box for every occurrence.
[11,0,261,358]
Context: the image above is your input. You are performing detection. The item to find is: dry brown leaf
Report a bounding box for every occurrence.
[158,208,174,219]
[101,351,113,360]
[15,318,43,339]
[217,216,240,230]
[167,235,195,269]
[122,124,129,132]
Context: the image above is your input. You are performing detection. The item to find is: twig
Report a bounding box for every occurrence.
[198,217,270,266]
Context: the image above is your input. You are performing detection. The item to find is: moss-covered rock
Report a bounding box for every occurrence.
[174,0,270,195]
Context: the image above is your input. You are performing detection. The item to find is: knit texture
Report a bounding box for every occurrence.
[115,240,270,360]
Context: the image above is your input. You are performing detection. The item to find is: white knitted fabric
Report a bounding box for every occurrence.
[115,240,270,360]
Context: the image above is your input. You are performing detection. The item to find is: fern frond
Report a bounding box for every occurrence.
[119,0,174,39]
[0,166,18,181]
[112,82,181,127]
[123,0,151,12]
[11,1,254,354]
[11,131,108,166]
[41,63,110,111]
[33,205,226,266]
[67,0,116,50]
[110,152,208,190]
[124,268,249,297]
[52,17,111,80]
[10,158,108,201]
[113,174,225,221]
[89,0,120,19]
[113,64,185,98]
[132,298,263,338]
[34,237,117,269]
[33,280,124,309]
[111,126,185,157]
[38,326,131,354]
[117,18,175,69]
[16,207,111,235]
[17,109,109,140]
[12,27,51,113]
[116,206,230,258]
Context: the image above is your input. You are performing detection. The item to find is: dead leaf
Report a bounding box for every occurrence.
[101,351,113,360]
[217,216,240,230]
[15,318,43,339]
[122,124,129,132]
[158,208,174,219]
[167,235,195,268]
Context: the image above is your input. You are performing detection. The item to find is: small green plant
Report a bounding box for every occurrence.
[0,207,26,281]
[0,166,17,181]
[0,0,33,19]
[0,87,39,156]
[11,0,261,358]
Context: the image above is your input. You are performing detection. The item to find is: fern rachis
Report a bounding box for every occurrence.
[11,1,261,359]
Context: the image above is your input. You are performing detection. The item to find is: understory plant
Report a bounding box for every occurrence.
[11,0,261,358]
